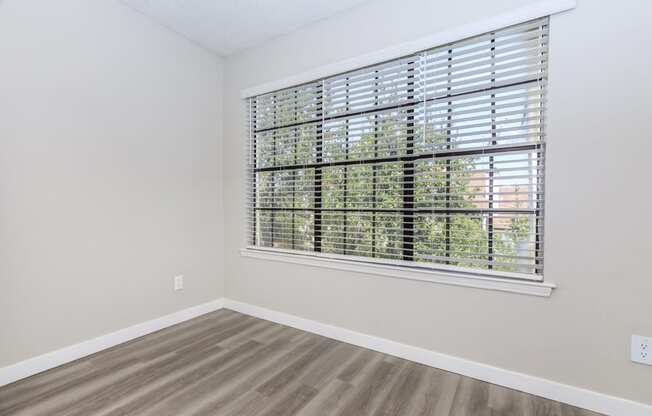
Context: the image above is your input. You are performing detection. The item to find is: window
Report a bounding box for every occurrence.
[246,18,548,281]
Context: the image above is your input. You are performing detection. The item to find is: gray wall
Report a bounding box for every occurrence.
[0,0,224,367]
[223,0,652,405]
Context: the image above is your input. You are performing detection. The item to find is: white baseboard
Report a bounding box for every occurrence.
[0,298,225,387]
[223,299,651,416]
[2,297,649,415]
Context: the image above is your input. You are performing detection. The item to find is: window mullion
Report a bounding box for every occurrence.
[372,71,379,258]
[445,48,453,264]
[488,34,497,270]
[535,22,547,275]
[403,61,415,262]
[292,89,298,250]
[251,99,257,246]
[343,78,350,255]
[314,82,323,252]
[271,94,277,247]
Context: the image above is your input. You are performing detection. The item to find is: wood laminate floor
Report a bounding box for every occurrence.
[0,310,601,416]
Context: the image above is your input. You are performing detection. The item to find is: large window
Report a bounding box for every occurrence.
[246,18,548,280]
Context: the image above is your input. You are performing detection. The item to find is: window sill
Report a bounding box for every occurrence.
[240,248,556,297]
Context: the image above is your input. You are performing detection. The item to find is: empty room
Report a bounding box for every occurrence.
[1,0,651,415]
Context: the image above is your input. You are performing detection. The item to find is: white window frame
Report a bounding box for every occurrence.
[240,0,576,297]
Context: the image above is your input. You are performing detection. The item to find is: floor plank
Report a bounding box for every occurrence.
[406,367,460,416]
[0,310,603,416]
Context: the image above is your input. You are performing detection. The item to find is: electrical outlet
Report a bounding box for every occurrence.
[631,335,651,365]
[174,275,184,291]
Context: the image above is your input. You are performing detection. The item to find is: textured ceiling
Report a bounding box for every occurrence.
[121,0,374,56]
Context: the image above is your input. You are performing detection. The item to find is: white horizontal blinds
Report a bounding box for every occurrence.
[246,17,548,279]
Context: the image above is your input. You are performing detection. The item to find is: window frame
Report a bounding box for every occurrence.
[241,5,576,296]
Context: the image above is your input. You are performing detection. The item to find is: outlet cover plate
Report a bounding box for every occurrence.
[174,275,184,291]
[631,334,651,365]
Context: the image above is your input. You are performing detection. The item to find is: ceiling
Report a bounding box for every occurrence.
[121,0,374,56]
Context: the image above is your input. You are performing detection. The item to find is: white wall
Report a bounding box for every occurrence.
[0,0,224,367]
[223,0,652,405]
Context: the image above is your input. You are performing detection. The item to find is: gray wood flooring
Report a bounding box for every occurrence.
[0,310,601,416]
